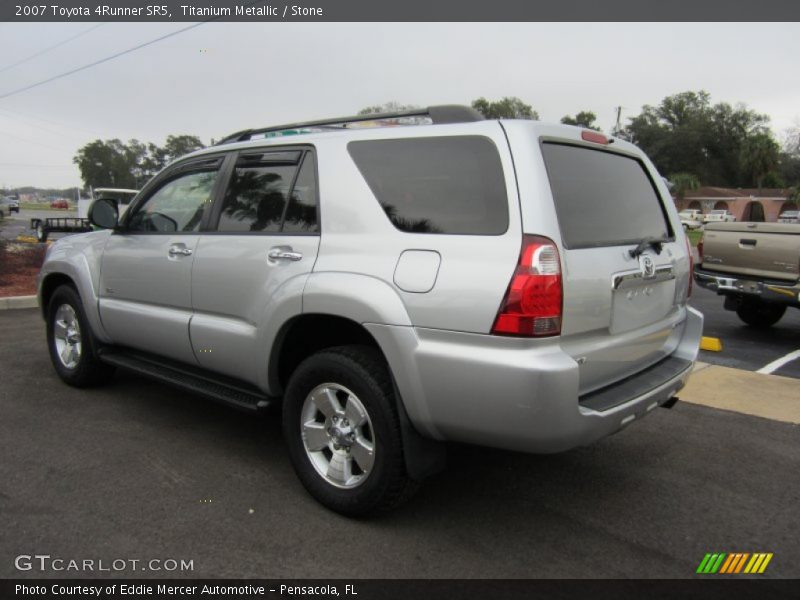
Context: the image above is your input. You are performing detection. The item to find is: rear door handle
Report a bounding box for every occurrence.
[268,247,303,261]
[168,245,193,257]
[739,239,757,247]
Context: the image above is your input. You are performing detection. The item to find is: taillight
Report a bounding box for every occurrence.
[685,234,694,298]
[492,235,562,337]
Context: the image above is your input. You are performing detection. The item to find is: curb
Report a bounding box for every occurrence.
[682,363,800,425]
[0,295,38,310]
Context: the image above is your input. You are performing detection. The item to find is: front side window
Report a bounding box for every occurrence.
[127,169,218,233]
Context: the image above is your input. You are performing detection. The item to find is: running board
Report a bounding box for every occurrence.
[97,348,275,413]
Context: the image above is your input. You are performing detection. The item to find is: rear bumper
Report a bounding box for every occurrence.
[695,268,800,308]
[366,306,703,454]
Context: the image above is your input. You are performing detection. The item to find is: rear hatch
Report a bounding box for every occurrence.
[539,140,689,395]
[701,222,800,282]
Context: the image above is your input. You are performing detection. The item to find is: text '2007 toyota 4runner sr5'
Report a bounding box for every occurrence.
[38,105,702,515]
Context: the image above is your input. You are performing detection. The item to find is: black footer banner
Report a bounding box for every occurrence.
[3,579,799,600]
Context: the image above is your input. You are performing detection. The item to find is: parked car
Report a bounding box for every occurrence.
[1,196,20,214]
[679,209,704,230]
[703,209,736,224]
[777,210,799,224]
[37,105,702,515]
[695,221,800,327]
[50,199,69,209]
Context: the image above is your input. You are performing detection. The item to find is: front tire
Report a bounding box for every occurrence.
[282,345,418,516]
[46,285,115,387]
[735,300,786,329]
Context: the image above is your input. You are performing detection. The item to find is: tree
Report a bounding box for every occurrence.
[73,139,139,189]
[667,172,700,200]
[561,111,599,130]
[740,133,780,191]
[471,97,538,120]
[74,135,205,190]
[357,102,419,116]
[624,90,773,187]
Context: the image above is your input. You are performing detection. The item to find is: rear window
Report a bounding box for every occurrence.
[348,136,508,235]
[541,143,672,249]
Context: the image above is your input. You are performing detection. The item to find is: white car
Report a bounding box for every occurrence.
[777,210,799,224]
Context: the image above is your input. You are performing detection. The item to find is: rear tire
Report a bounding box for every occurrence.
[735,301,786,329]
[282,345,418,516]
[46,285,115,387]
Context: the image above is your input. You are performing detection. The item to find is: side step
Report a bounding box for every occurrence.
[97,348,275,413]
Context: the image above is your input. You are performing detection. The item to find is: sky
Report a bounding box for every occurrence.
[0,21,799,189]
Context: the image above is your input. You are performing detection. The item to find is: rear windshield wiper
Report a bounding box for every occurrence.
[628,237,669,258]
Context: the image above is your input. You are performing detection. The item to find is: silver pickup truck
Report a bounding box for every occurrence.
[695,222,800,327]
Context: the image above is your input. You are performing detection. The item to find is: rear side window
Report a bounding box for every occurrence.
[217,153,299,233]
[541,143,672,249]
[348,136,508,235]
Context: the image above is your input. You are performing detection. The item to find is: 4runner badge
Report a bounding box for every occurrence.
[640,255,656,279]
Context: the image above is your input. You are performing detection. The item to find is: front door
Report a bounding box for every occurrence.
[99,158,225,364]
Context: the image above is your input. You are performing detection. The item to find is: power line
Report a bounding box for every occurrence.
[0,130,74,152]
[0,106,106,137]
[0,163,73,168]
[0,24,106,75]
[0,22,206,101]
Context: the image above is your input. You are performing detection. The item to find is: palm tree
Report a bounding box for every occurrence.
[740,133,779,191]
[667,172,700,201]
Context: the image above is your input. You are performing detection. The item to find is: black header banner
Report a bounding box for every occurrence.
[2,0,800,22]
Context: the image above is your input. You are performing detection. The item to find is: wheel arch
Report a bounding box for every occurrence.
[269,312,445,480]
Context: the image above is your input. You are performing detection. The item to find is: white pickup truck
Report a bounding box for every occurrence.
[703,209,736,224]
[678,209,704,230]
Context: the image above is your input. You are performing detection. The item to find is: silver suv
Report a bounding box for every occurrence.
[38,106,703,515]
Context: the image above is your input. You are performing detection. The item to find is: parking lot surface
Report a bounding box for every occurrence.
[691,286,800,379]
[1,308,799,579]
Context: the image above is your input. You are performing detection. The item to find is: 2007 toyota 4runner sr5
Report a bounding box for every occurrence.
[38,105,702,515]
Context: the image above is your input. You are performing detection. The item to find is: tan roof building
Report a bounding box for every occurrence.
[674,187,797,222]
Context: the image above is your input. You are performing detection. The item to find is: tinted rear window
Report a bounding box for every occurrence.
[541,143,671,249]
[348,136,508,235]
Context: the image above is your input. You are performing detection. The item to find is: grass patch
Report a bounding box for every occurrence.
[686,229,703,247]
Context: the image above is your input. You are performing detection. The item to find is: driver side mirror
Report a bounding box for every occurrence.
[89,198,119,230]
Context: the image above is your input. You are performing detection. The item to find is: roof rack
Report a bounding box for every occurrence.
[214,104,485,145]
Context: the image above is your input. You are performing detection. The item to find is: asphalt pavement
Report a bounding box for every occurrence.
[690,286,800,379]
[1,308,798,579]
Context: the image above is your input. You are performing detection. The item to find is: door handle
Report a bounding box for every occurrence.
[268,247,303,261]
[168,245,193,257]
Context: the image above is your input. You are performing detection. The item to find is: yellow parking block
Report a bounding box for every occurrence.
[700,337,722,352]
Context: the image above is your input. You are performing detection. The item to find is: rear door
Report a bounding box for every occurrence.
[189,147,321,385]
[539,142,688,394]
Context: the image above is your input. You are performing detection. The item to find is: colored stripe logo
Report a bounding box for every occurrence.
[696,552,773,574]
